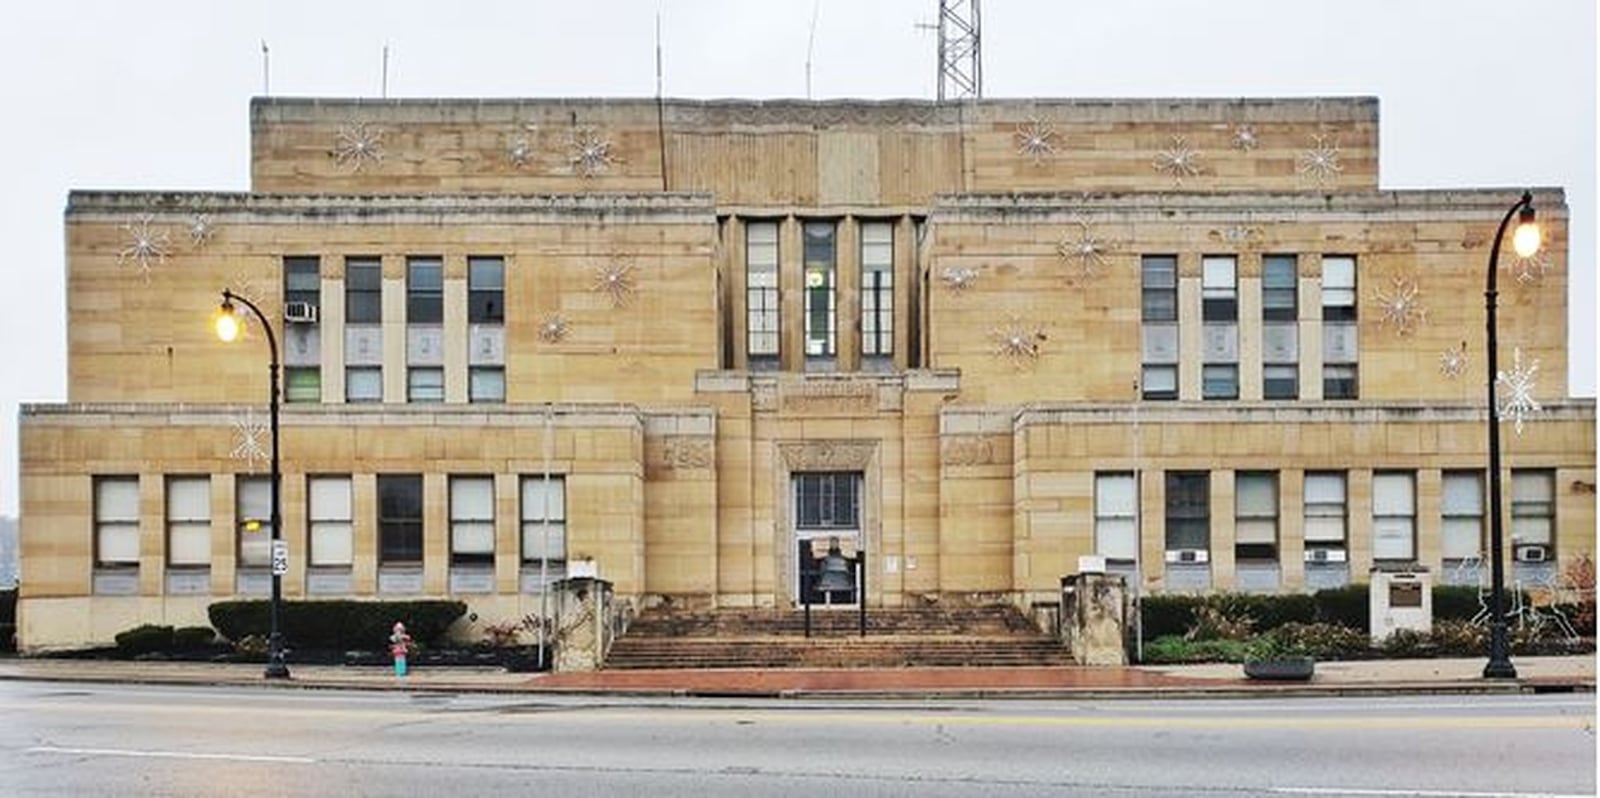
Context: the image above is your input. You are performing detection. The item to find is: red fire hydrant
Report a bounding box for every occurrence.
[389,622,413,678]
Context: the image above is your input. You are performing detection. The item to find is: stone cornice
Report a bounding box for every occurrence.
[1010,400,1595,429]
[929,189,1570,224]
[65,191,718,224]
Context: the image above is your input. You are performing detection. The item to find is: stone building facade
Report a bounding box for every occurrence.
[15,96,1595,651]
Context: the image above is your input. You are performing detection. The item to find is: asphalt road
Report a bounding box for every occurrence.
[0,681,1593,797]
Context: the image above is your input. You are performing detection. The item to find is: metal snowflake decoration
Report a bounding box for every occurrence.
[1231,125,1259,151]
[568,128,616,178]
[1373,276,1428,336]
[591,254,637,308]
[1296,134,1343,187]
[1439,343,1469,379]
[538,313,570,343]
[1152,135,1203,186]
[187,213,216,248]
[1504,234,1552,285]
[1014,117,1057,165]
[940,266,978,293]
[988,316,1047,370]
[332,121,384,172]
[230,408,270,471]
[507,124,537,168]
[1496,347,1543,435]
[1212,225,1265,248]
[1055,219,1114,278]
[117,215,171,279]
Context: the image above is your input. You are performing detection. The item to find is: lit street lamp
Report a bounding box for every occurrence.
[1482,190,1541,680]
[214,289,291,679]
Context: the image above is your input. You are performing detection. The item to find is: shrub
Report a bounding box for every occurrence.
[1431,586,1482,623]
[173,626,218,651]
[208,600,467,651]
[1141,635,1258,664]
[1377,627,1432,658]
[1429,620,1486,656]
[1185,605,1255,642]
[1139,595,1202,639]
[115,624,176,656]
[1263,622,1370,660]
[1313,584,1370,630]
[1140,592,1318,640]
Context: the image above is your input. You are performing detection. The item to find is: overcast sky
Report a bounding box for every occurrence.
[0,0,1594,517]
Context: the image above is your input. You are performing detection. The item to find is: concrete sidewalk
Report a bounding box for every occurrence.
[0,655,1592,698]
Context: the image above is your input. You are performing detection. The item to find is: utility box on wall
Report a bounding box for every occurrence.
[1369,566,1432,644]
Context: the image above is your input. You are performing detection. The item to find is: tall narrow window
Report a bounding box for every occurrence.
[377,475,423,565]
[406,257,443,324]
[521,476,568,584]
[166,477,211,569]
[345,257,383,402]
[1201,256,1239,400]
[1141,255,1179,400]
[236,476,271,569]
[1164,472,1209,558]
[468,256,506,403]
[308,476,353,568]
[1321,255,1358,399]
[406,256,444,403]
[1440,471,1484,566]
[1261,254,1299,400]
[94,477,140,568]
[1094,472,1138,564]
[746,222,780,369]
[1372,471,1416,562]
[860,221,894,366]
[283,257,322,403]
[1234,472,1278,562]
[803,221,838,367]
[450,476,495,566]
[1303,472,1348,558]
[1511,470,1556,561]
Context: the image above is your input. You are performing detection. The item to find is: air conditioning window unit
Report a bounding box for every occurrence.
[1305,548,1348,564]
[1164,549,1209,564]
[1514,545,1549,563]
[284,302,319,324]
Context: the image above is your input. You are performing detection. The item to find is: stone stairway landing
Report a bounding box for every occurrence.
[605,605,1070,670]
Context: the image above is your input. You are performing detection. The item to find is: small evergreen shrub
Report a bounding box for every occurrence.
[115,624,176,656]
[1263,622,1369,660]
[173,626,218,651]
[1312,584,1370,630]
[208,600,467,650]
[1141,635,1258,664]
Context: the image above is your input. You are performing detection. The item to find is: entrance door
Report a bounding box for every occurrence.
[792,471,862,606]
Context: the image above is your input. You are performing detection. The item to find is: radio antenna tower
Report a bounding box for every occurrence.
[934,0,981,100]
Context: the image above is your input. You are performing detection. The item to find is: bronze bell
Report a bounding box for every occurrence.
[815,538,855,594]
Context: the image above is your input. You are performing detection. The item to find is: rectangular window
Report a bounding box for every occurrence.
[1201,256,1238,322]
[860,222,894,359]
[469,366,506,403]
[308,476,353,567]
[406,257,443,324]
[1372,471,1416,561]
[1164,472,1209,553]
[1202,256,1239,400]
[746,221,780,364]
[1141,255,1179,401]
[285,367,321,403]
[407,367,444,403]
[94,477,140,567]
[1094,472,1138,563]
[284,257,321,312]
[803,221,837,360]
[346,366,382,403]
[1263,365,1298,401]
[1304,472,1348,550]
[468,256,505,324]
[378,475,423,564]
[236,476,271,568]
[1262,254,1299,399]
[521,476,567,573]
[1234,472,1278,561]
[1261,255,1298,322]
[1322,255,1358,399]
[1511,469,1556,558]
[1202,365,1239,400]
[450,476,495,566]
[795,472,860,530]
[166,477,210,568]
[1441,470,1484,561]
[345,257,382,324]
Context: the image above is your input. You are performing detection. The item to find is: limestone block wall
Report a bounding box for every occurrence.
[926,190,1570,405]
[249,97,1378,200]
[64,192,719,406]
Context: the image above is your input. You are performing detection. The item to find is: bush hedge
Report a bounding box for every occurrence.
[208,600,467,651]
[115,624,176,656]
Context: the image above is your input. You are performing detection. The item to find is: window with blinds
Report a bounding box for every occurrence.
[308,476,353,567]
[450,476,495,566]
[746,222,780,366]
[1234,472,1278,561]
[1304,472,1347,552]
[236,476,272,568]
[166,477,211,568]
[1262,254,1299,399]
[860,222,894,361]
[1164,472,1209,553]
[521,476,567,574]
[1141,255,1179,400]
[1511,470,1555,558]
[1441,471,1484,561]
[1372,471,1416,561]
[1095,472,1139,563]
[1322,255,1358,398]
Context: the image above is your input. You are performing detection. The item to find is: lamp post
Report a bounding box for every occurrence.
[1482,190,1541,680]
[214,289,291,680]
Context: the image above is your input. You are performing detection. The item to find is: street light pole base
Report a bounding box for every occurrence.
[1482,659,1518,680]
[263,661,292,680]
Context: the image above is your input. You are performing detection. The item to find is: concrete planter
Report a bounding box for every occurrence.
[1243,656,1316,681]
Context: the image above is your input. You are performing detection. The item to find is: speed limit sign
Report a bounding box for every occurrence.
[271,540,289,576]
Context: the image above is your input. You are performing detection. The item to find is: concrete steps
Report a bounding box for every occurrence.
[605,606,1070,670]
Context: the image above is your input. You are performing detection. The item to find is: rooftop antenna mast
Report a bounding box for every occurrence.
[381,43,390,98]
[933,0,981,101]
[805,0,820,99]
[260,40,270,96]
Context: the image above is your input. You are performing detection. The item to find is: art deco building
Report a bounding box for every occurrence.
[16,96,1595,651]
